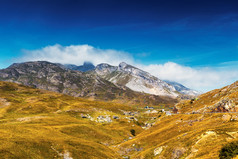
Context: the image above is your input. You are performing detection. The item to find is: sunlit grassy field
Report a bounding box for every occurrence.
[117,113,238,158]
[0,81,147,158]
[0,81,237,159]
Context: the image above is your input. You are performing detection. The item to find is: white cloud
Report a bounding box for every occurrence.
[138,62,238,92]
[18,44,238,92]
[20,44,133,66]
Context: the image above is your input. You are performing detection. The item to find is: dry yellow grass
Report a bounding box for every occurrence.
[177,81,238,113]
[0,81,238,158]
[116,81,238,159]
[117,113,238,158]
[0,81,146,158]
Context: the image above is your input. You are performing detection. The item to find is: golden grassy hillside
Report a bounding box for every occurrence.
[0,81,149,158]
[116,81,238,159]
[117,113,238,159]
[176,81,238,113]
[1,81,238,159]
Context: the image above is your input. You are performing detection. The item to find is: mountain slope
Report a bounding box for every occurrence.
[116,81,238,159]
[95,62,180,98]
[0,80,237,159]
[0,61,113,97]
[0,61,178,106]
[165,80,200,96]
[117,113,238,159]
[0,81,145,158]
[176,81,238,113]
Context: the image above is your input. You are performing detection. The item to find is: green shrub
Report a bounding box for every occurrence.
[219,141,238,159]
[130,129,136,136]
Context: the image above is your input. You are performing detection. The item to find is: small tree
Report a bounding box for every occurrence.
[130,129,136,136]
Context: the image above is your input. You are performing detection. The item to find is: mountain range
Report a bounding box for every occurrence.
[64,61,199,97]
[94,62,199,97]
[0,61,199,103]
[0,61,179,106]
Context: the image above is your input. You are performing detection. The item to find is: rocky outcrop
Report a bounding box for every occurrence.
[212,98,237,112]
[154,146,164,156]
[177,81,238,113]
[0,98,10,108]
[96,115,112,123]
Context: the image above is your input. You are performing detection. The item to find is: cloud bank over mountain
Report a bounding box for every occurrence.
[20,44,134,66]
[19,44,238,92]
[140,62,238,92]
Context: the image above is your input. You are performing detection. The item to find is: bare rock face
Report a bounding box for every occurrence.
[154,146,164,156]
[213,98,237,112]
[95,63,117,76]
[95,62,198,98]
[208,82,238,113]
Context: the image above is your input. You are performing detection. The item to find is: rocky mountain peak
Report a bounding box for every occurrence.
[118,62,137,72]
[94,62,179,97]
[118,62,129,69]
[95,63,117,75]
[96,63,114,69]
[64,62,95,72]
[9,61,54,68]
[118,62,153,79]
[0,60,198,99]
[6,61,66,76]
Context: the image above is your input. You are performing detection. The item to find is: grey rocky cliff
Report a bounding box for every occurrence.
[94,62,199,98]
[95,62,180,97]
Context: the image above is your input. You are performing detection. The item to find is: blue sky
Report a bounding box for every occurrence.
[0,0,238,91]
